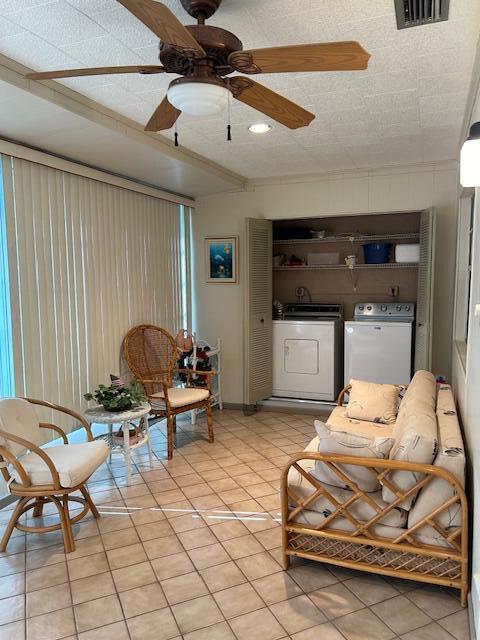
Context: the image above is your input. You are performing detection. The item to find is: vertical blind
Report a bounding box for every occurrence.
[1,154,188,420]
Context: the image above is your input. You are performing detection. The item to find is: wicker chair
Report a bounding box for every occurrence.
[0,397,109,553]
[123,324,215,459]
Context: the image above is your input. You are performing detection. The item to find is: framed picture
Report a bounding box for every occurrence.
[205,236,238,284]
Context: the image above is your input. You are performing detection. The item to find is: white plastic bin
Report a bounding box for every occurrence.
[395,244,420,263]
[307,252,339,265]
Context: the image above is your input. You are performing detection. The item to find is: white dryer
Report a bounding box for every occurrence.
[273,304,343,402]
[344,302,415,386]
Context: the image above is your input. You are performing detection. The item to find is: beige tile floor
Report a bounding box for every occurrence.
[0,409,470,640]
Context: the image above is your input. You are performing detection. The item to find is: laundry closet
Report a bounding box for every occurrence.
[243,209,435,408]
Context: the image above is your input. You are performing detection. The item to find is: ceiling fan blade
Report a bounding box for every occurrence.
[230,77,314,129]
[116,0,205,57]
[145,97,181,131]
[25,65,166,80]
[229,42,370,74]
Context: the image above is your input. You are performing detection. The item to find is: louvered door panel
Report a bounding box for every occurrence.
[244,218,272,405]
[414,207,436,372]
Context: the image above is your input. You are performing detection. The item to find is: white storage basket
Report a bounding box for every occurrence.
[395,244,420,263]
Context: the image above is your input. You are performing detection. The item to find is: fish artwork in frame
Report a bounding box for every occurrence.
[205,236,238,283]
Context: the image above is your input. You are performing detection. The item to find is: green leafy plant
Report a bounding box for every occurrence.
[84,377,146,412]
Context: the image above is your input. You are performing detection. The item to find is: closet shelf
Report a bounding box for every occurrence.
[273,263,418,271]
[273,232,419,246]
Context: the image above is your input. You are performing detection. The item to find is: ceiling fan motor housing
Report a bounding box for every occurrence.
[159,25,243,75]
[180,0,222,20]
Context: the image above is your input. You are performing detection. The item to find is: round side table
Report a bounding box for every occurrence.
[84,402,153,485]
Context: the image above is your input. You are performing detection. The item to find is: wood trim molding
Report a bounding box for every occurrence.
[246,160,460,189]
[0,139,195,206]
[0,53,246,194]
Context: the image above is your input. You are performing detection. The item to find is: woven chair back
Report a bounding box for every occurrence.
[123,325,178,395]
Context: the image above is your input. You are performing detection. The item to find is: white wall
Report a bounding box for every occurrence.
[193,162,459,404]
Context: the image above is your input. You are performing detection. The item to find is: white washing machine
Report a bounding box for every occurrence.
[344,302,415,386]
[273,304,343,401]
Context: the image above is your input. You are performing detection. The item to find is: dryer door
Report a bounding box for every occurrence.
[285,339,319,374]
[273,321,335,401]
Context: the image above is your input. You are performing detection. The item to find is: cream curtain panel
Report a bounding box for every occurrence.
[1,154,186,421]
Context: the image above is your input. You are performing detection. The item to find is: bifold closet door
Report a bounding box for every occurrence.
[415,207,436,372]
[244,218,273,406]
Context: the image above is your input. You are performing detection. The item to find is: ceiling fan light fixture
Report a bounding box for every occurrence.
[167,80,229,117]
[24,0,371,133]
[248,123,272,134]
[461,122,480,187]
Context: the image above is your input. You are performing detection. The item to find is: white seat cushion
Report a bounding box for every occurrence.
[12,441,109,488]
[288,437,406,528]
[313,419,394,492]
[398,370,437,414]
[0,398,40,457]
[408,384,465,530]
[383,374,438,509]
[327,406,394,436]
[150,387,209,409]
[293,511,458,549]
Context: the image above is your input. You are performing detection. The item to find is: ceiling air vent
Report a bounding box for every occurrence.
[394,0,449,29]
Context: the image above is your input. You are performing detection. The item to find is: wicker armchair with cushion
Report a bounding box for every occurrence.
[123,324,214,459]
[0,397,109,553]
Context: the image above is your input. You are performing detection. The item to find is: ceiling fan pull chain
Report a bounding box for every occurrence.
[227,79,232,141]
[174,120,179,147]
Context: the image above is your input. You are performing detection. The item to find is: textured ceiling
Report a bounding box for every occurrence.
[0,0,479,179]
[0,78,240,196]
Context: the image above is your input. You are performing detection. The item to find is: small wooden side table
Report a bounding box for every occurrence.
[84,402,152,485]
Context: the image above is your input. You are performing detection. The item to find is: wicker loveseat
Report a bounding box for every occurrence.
[281,371,468,605]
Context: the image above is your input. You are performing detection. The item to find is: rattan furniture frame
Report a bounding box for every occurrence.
[0,398,101,554]
[281,452,468,606]
[123,324,214,459]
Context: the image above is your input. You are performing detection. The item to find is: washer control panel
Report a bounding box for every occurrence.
[354,302,415,321]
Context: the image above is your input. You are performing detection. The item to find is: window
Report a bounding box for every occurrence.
[0,156,14,501]
[0,152,193,502]
[465,196,475,342]
[0,154,191,422]
[180,205,195,333]
[454,192,476,364]
[0,155,14,399]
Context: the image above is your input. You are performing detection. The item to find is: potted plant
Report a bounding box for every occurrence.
[84,375,146,412]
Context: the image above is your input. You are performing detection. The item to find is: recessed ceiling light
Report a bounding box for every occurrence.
[248,123,272,134]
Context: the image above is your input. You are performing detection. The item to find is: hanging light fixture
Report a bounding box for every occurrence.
[167,78,230,117]
[460,122,480,187]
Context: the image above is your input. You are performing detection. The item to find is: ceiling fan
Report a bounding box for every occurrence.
[25,0,371,134]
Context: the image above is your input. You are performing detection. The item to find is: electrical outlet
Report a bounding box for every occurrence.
[389,286,399,297]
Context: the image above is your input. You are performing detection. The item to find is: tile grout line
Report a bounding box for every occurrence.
[0,410,469,640]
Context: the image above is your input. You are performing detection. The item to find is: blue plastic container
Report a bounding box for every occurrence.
[362,243,392,264]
